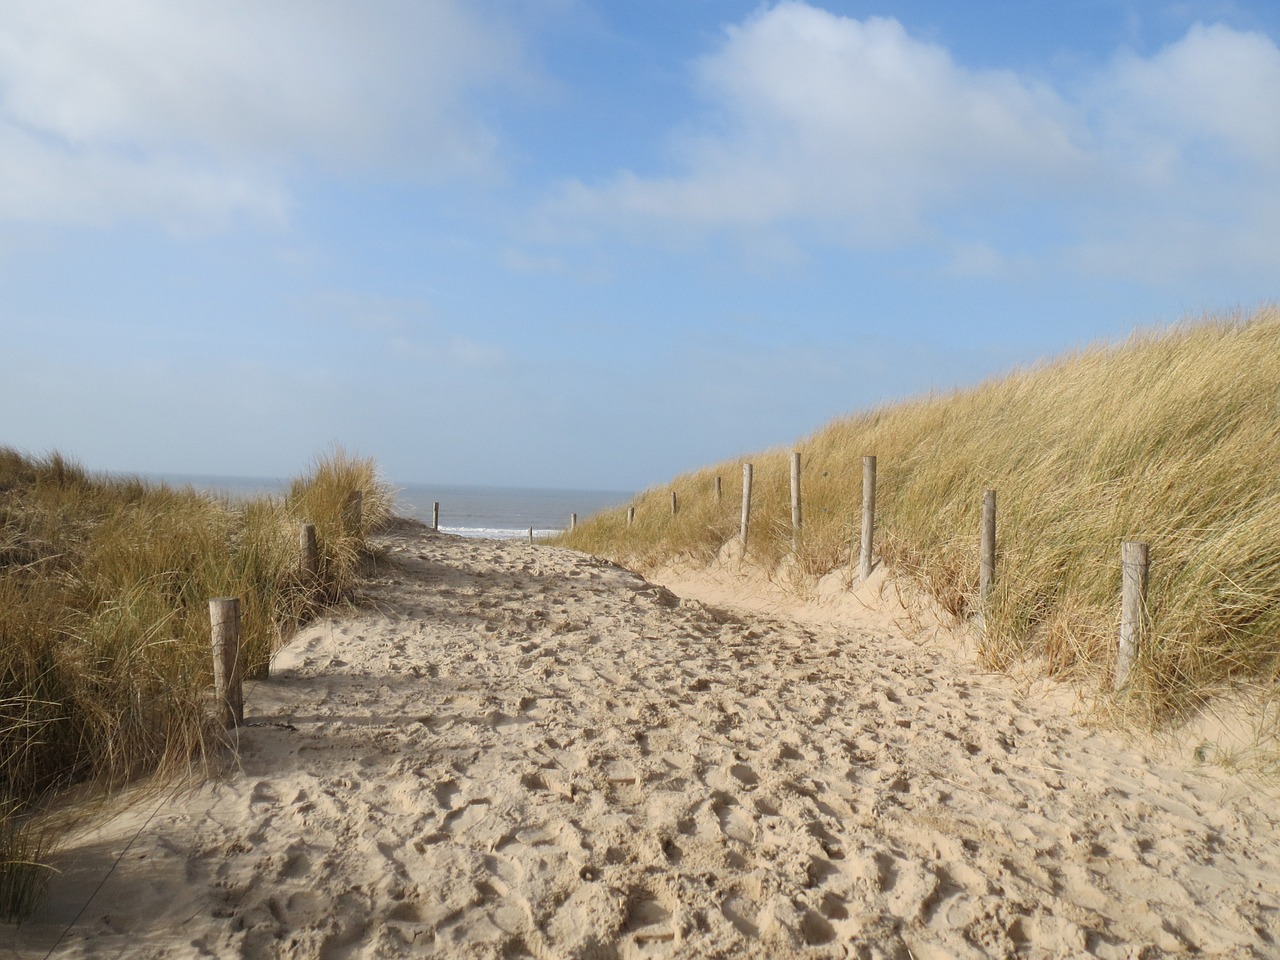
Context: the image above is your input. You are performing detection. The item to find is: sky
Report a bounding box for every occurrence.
[2,0,1278,491]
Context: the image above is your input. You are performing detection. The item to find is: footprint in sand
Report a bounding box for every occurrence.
[433,780,461,809]
[624,889,678,948]
[798,907,837,945]
[441,798,492,834]
[710,791,756,843]
[721,894,760,939]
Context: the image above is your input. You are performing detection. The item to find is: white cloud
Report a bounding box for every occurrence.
[0,0,528,229]
[550,3,1087,245]
[0,122,288,229]
[545,3,1280,287]
[1097,22,1280,172]
[1067,21,1280,284]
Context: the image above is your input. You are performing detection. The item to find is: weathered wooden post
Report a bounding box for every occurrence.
[859,456,877,581]
[715,475,723,504]
[343,490,364,538]
[740,462,754,549]
[571,512,578,531]
[528,526,534,545]
[299,523,318,585]
[627,506,635,527]
[790,452,802,551]
[432,501,440,531]
[209,597,244,727]
[671,491,678,516]
[1116,541,1149,689]
[980,490,997,602]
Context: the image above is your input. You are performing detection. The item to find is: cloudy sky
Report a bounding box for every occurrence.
[2,1,1278,490]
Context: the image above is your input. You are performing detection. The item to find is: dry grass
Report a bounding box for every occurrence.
[563,307,1280,731]
[0,447,390,918]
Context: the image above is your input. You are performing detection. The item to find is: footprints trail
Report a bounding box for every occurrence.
[13,519,1280,959]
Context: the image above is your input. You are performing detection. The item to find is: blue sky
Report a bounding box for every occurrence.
[2,1,1278,491]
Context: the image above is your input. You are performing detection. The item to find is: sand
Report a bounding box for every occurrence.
[7,518,1280,959]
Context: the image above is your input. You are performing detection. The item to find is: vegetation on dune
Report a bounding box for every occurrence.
[562,307,1280,733]
[0,448,390,918]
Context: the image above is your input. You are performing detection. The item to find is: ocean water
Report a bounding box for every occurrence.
[393,484,632,539]
[135,474,632,540]
[138,473,292,499]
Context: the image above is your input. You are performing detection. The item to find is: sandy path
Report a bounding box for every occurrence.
[7,519,1280,959]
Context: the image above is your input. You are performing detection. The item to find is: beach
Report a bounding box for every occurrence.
[8,518,1279,959]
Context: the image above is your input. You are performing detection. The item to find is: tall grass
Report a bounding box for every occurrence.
[563,308,1280,728]
[0,448,389,918]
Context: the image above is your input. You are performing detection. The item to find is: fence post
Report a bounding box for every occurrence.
[860,456,877,581]
[790,452,802,551]
[715,475,722,504]
[299,523,318,586]
[671,491,678,516]
[528,526,534,545]
[571,512,577,531]
[209,597,243,728]
[980,490,997,602]
[1116,541,1149,689]
[433,501,440,531]
[740,463,753,549]
[627,506,635,527]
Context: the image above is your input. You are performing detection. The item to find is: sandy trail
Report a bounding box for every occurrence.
[7,519,1279,959]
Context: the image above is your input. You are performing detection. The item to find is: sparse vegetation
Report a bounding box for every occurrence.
[562,308,1280,734]
[0,447,390,918]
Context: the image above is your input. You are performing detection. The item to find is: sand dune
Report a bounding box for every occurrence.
[8,519,1279,959]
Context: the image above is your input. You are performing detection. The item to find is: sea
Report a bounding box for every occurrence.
[135,474,633,540]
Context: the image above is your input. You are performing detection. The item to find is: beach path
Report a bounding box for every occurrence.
[7,519,1279,959]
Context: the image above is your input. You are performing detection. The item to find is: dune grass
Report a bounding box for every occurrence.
[563,307,1280,735]
[0,448,390,919]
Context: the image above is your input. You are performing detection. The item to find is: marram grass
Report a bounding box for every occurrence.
[0,448,390,918]
[562,307,1280,734]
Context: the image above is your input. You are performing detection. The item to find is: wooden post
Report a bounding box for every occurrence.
[432,501,440,531]
[344,490,363,537]
[790,451,802,551]
[627,506,635,527]
[740,462,753,549]
[715,475,722,504]
[1116,541,1149,689]
[859,456,877,581]
[209,598,243,727]
[671,491,678,516]
[299,523,318,585]
[571,512,577,531]
[980,490,997,602]
[528,526,534,545]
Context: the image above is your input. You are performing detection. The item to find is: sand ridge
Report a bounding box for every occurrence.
[7,519,1279,958]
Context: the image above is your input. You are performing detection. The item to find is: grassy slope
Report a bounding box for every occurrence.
[563,308,1280,726]
[0,448,391,917]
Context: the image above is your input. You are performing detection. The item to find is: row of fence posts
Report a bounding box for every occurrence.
[207,490,365,729]
[636,452,1150,692]
[211,474,1151,720]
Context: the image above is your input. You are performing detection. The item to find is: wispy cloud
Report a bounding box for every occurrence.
[546,5,1086,243]
[542,3,1280,287]
[0,0,530,231]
